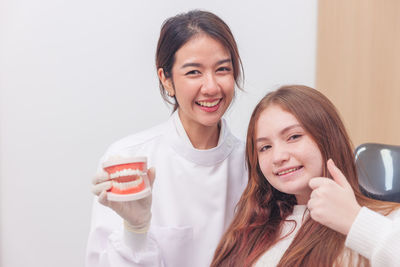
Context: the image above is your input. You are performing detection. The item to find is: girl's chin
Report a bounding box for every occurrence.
[278,185,311,199]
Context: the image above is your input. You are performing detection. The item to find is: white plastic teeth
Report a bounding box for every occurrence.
[278,167,300,176]
[112,176,143,190]
[110,168,145,179]
[197,99,220,107]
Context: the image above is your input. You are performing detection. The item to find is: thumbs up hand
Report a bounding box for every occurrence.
[307,159,361,235]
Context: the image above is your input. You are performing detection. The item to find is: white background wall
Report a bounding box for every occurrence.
[0,1,317,266]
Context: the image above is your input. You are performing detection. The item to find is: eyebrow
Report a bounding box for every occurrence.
[180,58,232,69]
[255,124,303,143]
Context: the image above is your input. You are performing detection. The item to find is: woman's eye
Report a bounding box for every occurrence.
[185,70,200,75]
[288,134,302,141]
[217,66,231,72]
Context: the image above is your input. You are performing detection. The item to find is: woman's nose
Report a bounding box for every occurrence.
[201,73,219,95]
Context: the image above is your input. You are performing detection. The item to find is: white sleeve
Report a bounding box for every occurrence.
[85,199,163,267]
[345,206,400,267]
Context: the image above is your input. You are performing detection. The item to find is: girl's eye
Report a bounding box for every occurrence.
[185,70,200,75]
[288,134,302,141]
[259,145,271,152]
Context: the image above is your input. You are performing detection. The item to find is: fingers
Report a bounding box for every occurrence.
[326,159,350,188]
[309,187,318,199]
[92,170,111,196]
[309,160,350,190]
[307,197,315,210]
[147,167,156,187]
[308,177,338,200]
[307,198,323,224]
[92,170,109,185]
[98,190,109,206]
[308,177,330,190]
[92,180,112,196]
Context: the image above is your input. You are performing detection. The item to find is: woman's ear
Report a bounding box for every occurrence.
[158,68,175,97]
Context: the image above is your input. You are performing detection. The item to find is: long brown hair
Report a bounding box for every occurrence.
[155,10,243,111]
[211,85,398,267]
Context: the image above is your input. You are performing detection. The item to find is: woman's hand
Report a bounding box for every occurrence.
[307,159,361,235]
[92,167,156,232]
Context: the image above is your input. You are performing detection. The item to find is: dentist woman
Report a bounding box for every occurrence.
[86,10,248,267]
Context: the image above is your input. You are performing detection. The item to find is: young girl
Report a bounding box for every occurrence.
[211,85,400,266]
[86,10,247,267]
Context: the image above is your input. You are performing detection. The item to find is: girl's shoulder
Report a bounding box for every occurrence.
[387,205,400,219]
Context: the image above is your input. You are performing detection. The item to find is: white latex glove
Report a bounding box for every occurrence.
[307,159,361,235]
[92,167,156,233]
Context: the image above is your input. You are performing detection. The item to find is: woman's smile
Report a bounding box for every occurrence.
[195,98,222,112]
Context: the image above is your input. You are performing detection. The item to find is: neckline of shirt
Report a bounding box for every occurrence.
[174,110,224,147]
[286,205,309,226]
[166,110,236,166]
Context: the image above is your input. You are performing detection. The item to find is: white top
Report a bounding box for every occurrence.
[254,206,400,267]
[85,111,248,267]
[254,205,308,267]
[345,206,400,267]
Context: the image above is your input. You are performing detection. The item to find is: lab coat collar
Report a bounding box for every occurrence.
[166,111,236,166]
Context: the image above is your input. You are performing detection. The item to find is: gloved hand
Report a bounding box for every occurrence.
[92,167,156,233]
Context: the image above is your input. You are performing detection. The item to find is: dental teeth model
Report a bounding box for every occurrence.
[102,156,151,201]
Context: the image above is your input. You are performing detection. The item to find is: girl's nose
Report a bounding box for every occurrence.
[272,145,290,166]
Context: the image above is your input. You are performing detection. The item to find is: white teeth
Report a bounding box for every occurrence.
[110,168,145,179]
[197,99,220,107]
[112,176,143,190]
[277,167,300,176]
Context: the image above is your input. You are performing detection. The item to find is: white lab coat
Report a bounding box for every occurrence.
[86,111,248,267]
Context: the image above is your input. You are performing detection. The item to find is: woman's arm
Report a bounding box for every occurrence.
[86,159,163,267]
[85,198,164,267]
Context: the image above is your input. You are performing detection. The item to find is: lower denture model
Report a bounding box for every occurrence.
[102,156,151,201]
